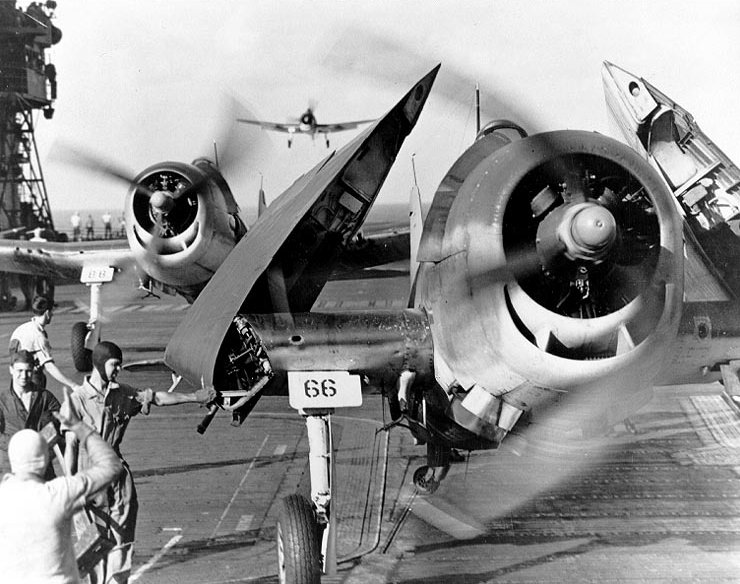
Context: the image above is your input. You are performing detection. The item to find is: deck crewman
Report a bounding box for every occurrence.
[64,341,216,584]
[9,295,77,391]
[0,349,62,477]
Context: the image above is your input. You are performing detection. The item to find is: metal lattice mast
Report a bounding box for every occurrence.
[0,94,54,232]
[0,1,61,236]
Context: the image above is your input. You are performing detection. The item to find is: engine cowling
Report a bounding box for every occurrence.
[422,130,683,439]
[125,158,246,301]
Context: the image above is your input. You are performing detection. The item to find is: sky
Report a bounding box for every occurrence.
[25,0,740,216]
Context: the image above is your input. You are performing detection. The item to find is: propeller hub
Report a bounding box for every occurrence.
[565,203,617,261]
[150,190,175,214]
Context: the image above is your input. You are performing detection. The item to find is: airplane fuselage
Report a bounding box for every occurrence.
[299,108,317,134]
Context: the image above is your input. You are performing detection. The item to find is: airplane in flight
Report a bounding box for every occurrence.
[158,62,740,582]
[236,104,375,148]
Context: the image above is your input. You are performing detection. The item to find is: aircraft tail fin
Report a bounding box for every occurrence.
[408,155,424,307]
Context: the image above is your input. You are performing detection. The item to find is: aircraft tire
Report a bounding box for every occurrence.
[276,494,321,584]
[71,321,92,372]
[413,465,440,495]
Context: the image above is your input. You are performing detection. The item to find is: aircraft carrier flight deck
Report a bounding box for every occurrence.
[1,278,737,583]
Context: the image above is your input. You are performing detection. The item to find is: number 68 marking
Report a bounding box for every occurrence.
[304,378,337,398]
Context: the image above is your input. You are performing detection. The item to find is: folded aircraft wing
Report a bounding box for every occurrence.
[602,60,740,298]
[0,238,134,281]
[236,118,297,133]
[318,119,376,132]
[165,65,439,386]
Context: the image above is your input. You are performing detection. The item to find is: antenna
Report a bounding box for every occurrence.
[475,83,481,135]
[213,141,219,168]
[257,172,267,218]
[411,153,419,188]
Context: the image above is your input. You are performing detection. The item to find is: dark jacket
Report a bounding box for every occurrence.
[0,384,61,475]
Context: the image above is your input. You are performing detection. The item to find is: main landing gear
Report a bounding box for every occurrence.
[70,280,106,371]
[276,411,336,584]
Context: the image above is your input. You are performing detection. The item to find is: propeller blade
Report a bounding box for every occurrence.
[319,26,543,133]
[435,403,618,526]
[468,247,545,288]
[49,141,156,198]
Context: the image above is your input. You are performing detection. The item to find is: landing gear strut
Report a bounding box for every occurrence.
[277,410,337,584]
[71,266,115,371]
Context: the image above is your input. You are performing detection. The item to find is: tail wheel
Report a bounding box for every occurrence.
[276,494,321,584]
[412,465,440,495]
[71,321,92,372]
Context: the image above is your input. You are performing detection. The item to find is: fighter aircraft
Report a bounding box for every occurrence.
[0,152,248,371]
[236,104,375,148]
[157,61,740,583]
[158,60,740,582]
[5,59,740,583]
[0,73,424,376]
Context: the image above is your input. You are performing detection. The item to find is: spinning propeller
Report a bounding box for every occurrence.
[52,94,269,259]
[320,25,544,134]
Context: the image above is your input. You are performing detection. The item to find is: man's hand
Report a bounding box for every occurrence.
[194,387,217,405]
[53,386,81,428]
[39,421,61,449]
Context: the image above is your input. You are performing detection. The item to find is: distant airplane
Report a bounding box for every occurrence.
[236,104,375,148]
